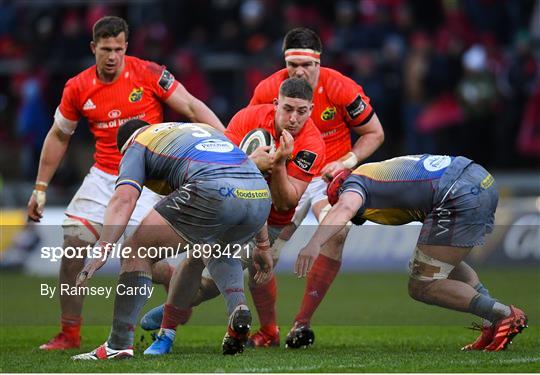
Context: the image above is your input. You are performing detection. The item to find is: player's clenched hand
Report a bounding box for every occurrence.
[321,161,346,182]
[250,146,275,174]
[253,245,273,284]
[275,130,294,164]
[27,189,47,222]
[295,244,321,278]
[76,257,106,286]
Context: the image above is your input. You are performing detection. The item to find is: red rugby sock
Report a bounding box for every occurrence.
[61,314,82,338]
[295,255,341,325]
[161,304,192,330]
[250,274,277,330]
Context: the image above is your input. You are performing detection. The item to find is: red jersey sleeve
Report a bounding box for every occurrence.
[225,108,251,146]
[327,70,375,127]
[140,59,179,101]
[57,77,81,122]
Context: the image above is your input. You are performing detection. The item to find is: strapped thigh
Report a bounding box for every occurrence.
[408,246,455,281]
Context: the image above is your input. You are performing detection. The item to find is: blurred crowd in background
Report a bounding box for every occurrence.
[1,0,539,188]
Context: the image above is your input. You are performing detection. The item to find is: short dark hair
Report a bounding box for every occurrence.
[93,16,129,42]
[117,119,149,152]
[282,27,322,54]
[279,77,313,101]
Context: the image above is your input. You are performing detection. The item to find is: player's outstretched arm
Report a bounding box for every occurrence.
[165,82,225,132]
[27,122,72,222]
[99,185,140,245]
[349,113,384,162]
[295,191,363,277]
[321,114,384,180]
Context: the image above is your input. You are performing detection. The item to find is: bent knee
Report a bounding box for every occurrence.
[408,278,431,302]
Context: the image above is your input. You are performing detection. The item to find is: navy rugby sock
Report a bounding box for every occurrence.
[108,271,153,349]
[469,294,511,323]
[474,282,490,297]
[474,282,494,326]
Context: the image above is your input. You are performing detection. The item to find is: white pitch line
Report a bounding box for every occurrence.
[239,363,366,372]
[448,357,540,365]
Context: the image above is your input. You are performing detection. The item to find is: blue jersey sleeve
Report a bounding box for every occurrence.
[341,175,368,224]
[116,144,146,193]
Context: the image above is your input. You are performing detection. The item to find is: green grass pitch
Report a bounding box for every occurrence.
[1,268,538,372]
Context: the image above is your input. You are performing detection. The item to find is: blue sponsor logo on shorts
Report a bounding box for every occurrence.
[219,187,236,197]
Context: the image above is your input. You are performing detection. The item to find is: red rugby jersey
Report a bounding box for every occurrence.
[225,104,325,226]
[55,55,179,175]
[249,67,374,165]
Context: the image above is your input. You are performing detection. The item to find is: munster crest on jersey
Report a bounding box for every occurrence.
[321,106,336,121]
[129,87,143,103]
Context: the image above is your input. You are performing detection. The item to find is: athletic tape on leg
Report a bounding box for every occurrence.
[408,247,455,281]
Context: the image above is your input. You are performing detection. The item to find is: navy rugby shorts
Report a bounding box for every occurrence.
[155,177,271,247]
[418,163,498,247]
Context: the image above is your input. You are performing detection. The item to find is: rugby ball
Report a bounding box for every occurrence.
[239,128,276,155]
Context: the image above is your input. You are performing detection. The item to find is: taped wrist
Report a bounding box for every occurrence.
[34,181,48,192]
[341,152,359,169]
[32,189,47,206]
